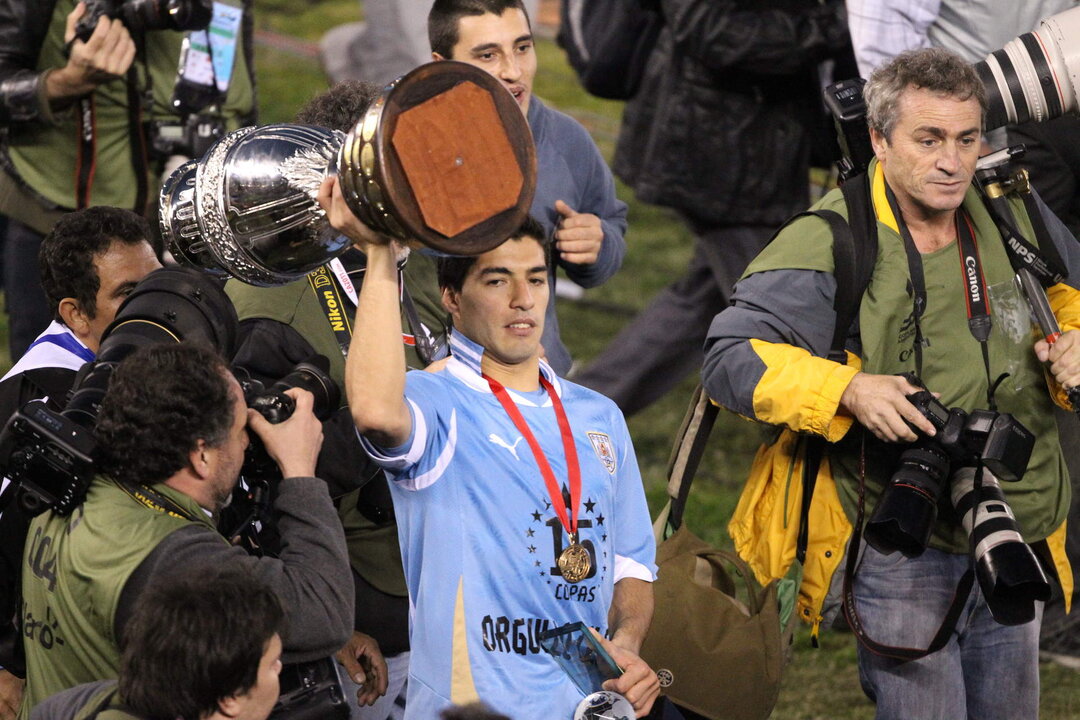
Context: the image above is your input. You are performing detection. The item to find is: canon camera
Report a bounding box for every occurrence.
[865,374,1050,625]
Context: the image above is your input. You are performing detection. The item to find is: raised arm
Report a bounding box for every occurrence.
[317,176,412,448]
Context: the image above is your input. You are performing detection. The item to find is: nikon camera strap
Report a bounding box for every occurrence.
[307,256,444,366]
[307,258,357,359]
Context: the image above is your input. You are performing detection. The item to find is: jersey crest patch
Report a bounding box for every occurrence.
[587,432,616,474]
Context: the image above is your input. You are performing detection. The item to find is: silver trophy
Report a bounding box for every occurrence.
[160,124,347,286]
[160,61,537,287]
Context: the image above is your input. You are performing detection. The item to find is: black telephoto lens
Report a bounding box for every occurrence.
[865,442,950,557]
[267,355,340,422]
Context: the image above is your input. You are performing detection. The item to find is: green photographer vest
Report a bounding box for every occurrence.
[746,164,1070,552]
[19,476,217,716]
[226,251,449,596]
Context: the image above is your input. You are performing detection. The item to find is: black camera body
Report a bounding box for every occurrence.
[0,401,96,516]
[866,373,1035,557]
[74,0,212,43]
[823,77,875,183]
[235,357,340,480]
[865,374,1049,625]
[906,385,1034,483]
[150,113,226,161]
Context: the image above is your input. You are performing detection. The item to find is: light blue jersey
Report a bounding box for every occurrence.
[362,332,656,720]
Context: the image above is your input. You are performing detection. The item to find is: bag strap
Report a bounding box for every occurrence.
[664,385,719,532]
[790,173,879,562]
[692,547,768,612]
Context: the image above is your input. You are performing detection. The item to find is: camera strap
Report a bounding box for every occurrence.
[884,187,928,379]
[74,97,96,209]
[975,178,1067,287]
[75,64,150,214]
[115,478,201,524]
[842,433,976,662]
[956,211,999,410]
[308,257,442,366]
[886,186,998,409]
[307,259,357,358]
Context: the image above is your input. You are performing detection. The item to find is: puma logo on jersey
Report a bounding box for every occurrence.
[488,433,524,461]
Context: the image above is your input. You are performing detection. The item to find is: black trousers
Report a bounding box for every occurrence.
[3,218,51,360]
[574,223,775,416]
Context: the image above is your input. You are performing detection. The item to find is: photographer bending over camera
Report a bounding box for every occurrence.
[16,344,351,717]
[703,48,1080,719]
[31,565,284,720]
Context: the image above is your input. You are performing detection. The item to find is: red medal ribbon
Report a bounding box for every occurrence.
[484,373,581,539]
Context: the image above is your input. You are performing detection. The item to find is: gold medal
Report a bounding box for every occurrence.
[558,541,592,584]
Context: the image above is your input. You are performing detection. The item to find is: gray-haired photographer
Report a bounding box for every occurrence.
[704,42,1080,719]
[0,0,255,359]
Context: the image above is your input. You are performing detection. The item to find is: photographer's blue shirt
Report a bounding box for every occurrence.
[360,332,656,720]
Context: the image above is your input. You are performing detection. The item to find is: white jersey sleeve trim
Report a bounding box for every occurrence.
[398,407,457,491]
[613,554,656,583]
[358,398,428,469]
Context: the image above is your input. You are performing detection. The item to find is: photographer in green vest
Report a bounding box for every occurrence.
[17,344,352,717]
[704,48,1080,718]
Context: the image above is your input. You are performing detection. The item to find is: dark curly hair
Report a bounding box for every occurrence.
[94,344,234,487]
[39,206,151,322]
[429,0,530,59]
[119,565,284,720]
[437,214,549,292]
[295,80,381,133]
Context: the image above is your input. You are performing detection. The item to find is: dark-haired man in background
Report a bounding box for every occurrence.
[32,566,284,720]
[0,206,160,719]
[0,206,160,424]
[17,343,351,716]
[428,0,628,375]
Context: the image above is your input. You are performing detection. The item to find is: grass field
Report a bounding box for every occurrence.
[6,1,1077,717]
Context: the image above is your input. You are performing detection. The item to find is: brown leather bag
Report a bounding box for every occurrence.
[640,387,790,720]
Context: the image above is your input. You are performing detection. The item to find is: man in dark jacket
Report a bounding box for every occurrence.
[31,566,284,720]
[575,0,851,416]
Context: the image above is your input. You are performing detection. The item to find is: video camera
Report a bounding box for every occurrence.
[825,6,1080,180]
[0,267,238,516]
[865,374,1050,625]
[74,0,212,43]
